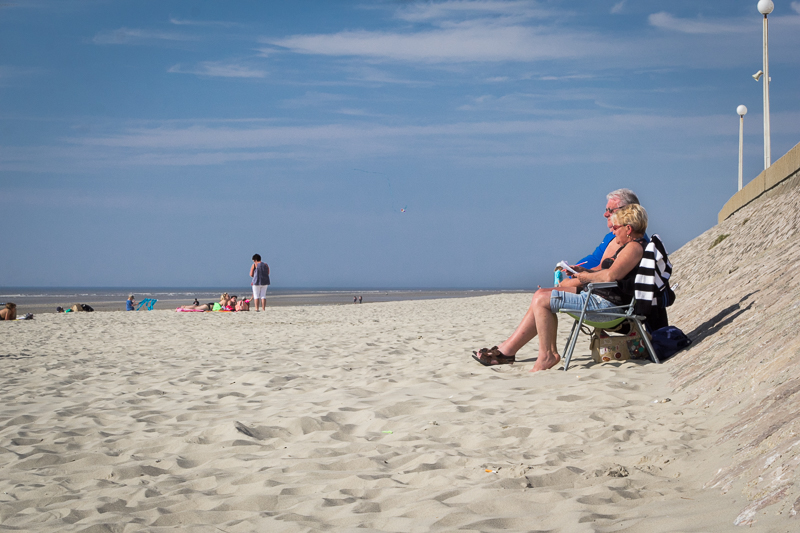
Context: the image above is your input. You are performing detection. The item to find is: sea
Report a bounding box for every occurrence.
[0,287,529,314]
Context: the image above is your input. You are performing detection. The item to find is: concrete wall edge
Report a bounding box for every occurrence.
[719,141,800,224]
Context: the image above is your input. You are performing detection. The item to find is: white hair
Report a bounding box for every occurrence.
[607,188,640,207]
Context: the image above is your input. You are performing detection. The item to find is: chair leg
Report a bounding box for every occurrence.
[632,319,661,364]
[562,320,579,371]
[562,297,593,371]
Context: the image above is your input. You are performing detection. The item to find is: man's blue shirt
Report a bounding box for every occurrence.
[575,232,614,270]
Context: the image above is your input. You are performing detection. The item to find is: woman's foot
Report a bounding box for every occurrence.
[530,352,561,372]
[472,346,515,366]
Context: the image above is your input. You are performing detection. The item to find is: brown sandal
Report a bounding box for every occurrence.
[472,346,515,366]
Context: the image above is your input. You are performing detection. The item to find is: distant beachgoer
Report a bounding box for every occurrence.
[193,298,200,306]
[126,295,136,311]
[250,254,270,311]
[1,303,17,321]
[359,296,362,304]
[179,293,231,312]
[354,296,357,303]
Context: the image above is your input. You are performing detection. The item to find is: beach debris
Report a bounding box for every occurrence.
[653,398,672,404]
[233,421,269,440]
[485,469,496,473]
[234,422,256,438]
[382,430,393,434]
[605,465,629,478]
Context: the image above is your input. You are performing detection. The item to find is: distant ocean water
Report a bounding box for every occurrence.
[0,287,528,314]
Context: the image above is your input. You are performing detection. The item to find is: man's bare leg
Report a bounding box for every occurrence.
[531,296,561,371]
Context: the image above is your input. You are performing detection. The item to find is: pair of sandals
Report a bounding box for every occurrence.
[472,346,515,366]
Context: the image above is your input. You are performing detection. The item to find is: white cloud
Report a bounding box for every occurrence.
[0,65,42,86]
[280,92,349,108]
[793,2,800,15]
[648,12,752,34]
[168,18,237,27]
[10,109,800,173]
[265,23,617,64]
[610,1,625,15]
[343,66,432,86]
[395,0,551,23]
[168,61,266,78]
[93,27,194,45]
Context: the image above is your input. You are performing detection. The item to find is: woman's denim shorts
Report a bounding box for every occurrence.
[550,290,618,320]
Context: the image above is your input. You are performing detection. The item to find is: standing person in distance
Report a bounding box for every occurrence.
[250,254,270,312]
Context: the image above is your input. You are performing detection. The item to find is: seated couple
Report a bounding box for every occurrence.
[180,293,244,312]
[473,200,649,372]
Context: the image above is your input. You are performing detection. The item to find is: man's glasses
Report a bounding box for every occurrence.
[605,206,621,215]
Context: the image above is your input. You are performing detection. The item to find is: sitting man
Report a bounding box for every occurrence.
[572,188,643,270]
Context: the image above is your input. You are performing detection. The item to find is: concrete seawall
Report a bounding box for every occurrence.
[719,141,800,223]
[670,172,800,524]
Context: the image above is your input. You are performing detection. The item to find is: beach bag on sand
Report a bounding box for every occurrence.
[650,326,691,361]
[70,304,83,312]
[235,299,249,311]
[590,327,649,363]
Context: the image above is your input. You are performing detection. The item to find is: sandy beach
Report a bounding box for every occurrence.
[0,294,772,532]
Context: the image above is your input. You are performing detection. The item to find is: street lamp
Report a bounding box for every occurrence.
[737,105,748,191]
[757,0,774,169]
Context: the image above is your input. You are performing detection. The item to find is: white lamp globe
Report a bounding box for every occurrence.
[737,105,748,116]
[757,0,774,15]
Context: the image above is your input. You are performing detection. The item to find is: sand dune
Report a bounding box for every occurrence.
[0,294,772,531]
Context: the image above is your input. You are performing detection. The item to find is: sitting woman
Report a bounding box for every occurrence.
[473,204,648,372]
[179,293,232,312]
[1,302,17,321]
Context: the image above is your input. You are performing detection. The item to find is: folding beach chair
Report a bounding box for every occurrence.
[559,234,674,371]
[136,298,158,311]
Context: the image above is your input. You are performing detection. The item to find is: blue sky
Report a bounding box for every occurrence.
[1,0,799,289]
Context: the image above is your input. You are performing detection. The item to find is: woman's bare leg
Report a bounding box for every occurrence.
[496,288,556,357]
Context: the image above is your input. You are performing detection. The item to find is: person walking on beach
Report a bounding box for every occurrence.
[250,254,270,311]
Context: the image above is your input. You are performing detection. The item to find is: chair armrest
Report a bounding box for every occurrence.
[586,282,618,289]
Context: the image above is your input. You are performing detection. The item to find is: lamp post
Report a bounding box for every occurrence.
[757,0,774,169]
[737,105,747,191]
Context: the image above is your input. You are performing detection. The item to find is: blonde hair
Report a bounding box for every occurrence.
[5,302,16,310]
[612,204,648,234]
